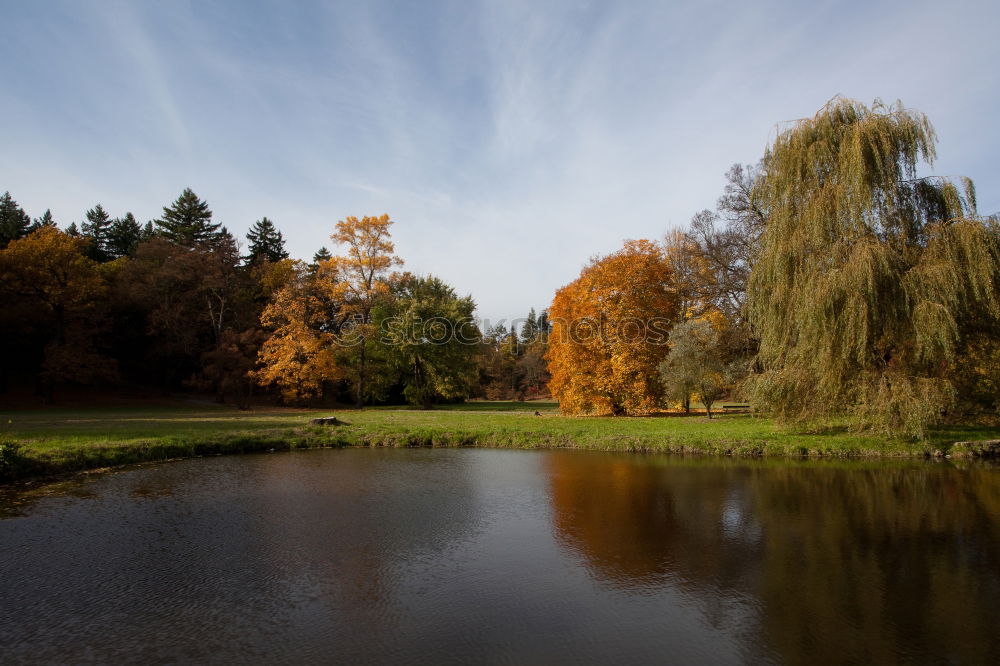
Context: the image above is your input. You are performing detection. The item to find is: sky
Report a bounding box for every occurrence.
[2,0,998,324]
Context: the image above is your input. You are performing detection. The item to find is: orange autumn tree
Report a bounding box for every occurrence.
[254,262,341,402]
[546,239,680,415]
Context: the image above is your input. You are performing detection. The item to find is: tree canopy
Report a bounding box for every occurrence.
[106,213,143,259]
[382,275,478,407]
[658,318,726,417]
[29,209,57,233]
[246,217,289,264]
[547,239,680,415]
[0,191,31,248]
[81,204,113,261]
[745,97,1000,436]
[326,214,403,407]
[154,188,222,246]
[0,227,116,399]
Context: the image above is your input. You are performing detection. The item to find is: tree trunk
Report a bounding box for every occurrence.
[237,381,251,410]
[355,340,366,408]
[39,375,54,404]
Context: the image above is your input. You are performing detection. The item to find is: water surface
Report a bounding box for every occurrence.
[2,449,998,664]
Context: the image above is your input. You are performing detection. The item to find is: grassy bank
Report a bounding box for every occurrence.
[1,401,998,483]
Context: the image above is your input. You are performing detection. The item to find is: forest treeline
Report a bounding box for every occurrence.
[0,192,547,408]
[2,97,998,437]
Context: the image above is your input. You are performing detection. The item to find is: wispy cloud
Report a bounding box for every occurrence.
[1,0,997,320]
[97,0,192,157]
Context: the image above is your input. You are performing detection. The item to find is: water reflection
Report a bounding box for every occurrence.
[1,450,998,664]
[545,454,1000,663]
[0,450,488,664]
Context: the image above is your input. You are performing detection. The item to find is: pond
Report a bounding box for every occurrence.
[1,449,998,664]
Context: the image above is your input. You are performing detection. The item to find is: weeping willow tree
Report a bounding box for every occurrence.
[746,97,1000,437]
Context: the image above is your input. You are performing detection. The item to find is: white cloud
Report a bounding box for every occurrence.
[1,0,997,321]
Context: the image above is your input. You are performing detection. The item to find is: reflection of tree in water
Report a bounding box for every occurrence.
[546,453,764,591]
[1,451,486,662]
[545,454,1000,663]
[752,463,1000,663]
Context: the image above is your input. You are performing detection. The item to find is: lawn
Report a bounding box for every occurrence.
[1,401,998,482]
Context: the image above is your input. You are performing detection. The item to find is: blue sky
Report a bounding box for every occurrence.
[2,0,998,323]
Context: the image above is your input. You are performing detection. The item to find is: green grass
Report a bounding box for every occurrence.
[371,400,560,412]
[1,402,998,483]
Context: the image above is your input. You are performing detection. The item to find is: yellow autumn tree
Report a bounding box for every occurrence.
[254,262,341,402]
[254,215,402,405]
[326,214,402,407]
[546,239,681,415]
[0,227,116,400]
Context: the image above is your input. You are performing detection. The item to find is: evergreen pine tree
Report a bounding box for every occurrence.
[65,222,80,237]
[140,220,156,241]
[0,191,31,248]
[81,203,113,261]
[246,217,289,264]
[107,212,143,259]
[537,309,551,336]
[521,307,538,342]
[310,246,332,272]
[154,188,221,245]
[28,209,57,233]
[215,226,239,254]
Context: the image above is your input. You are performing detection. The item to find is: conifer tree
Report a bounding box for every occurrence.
[246,217,289,264]
[521,307,538,342]
[310,246,332,273]
[0,191,31,248]
[29,209,57,233]
[107,213,143,259]
[537,310,551,337]
[65,222,80,237]
[745,97,1000,437]
[154,188,221,246]
[81,204,113,261]
[216,226,238,253]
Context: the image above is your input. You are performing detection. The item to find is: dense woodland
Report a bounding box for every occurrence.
[0,189,547,409]
[1,97,998,437]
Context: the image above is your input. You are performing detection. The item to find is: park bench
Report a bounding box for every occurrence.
[721,404,751,413]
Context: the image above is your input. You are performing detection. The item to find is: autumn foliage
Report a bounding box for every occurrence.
[254,264,342,402]
[3,99,997,432]
[0,227,116,398]
[546,240,680,415]
[254,215,407,405]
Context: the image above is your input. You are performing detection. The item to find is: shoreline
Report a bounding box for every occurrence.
[3,412,999,485]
